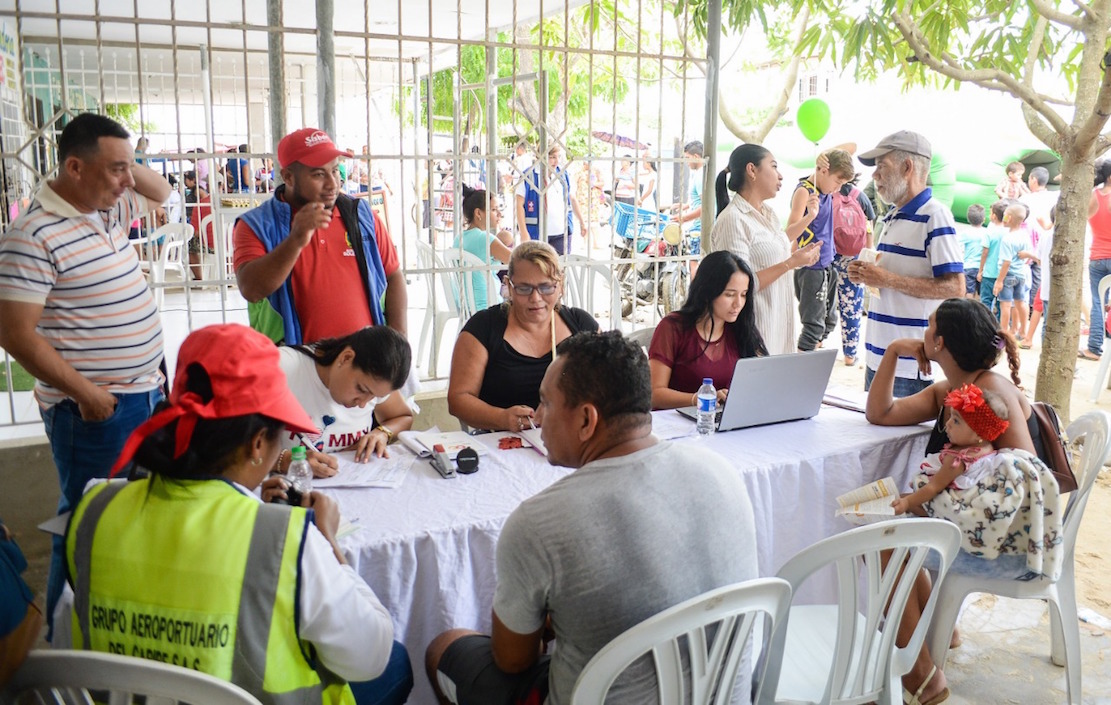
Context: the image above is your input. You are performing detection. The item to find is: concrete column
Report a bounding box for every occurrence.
[316,0,336,136]
[700,0,722,235]
[266,0,285,151]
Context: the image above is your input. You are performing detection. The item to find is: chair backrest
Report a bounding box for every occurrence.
[572,578,792,705]
[758,519,962,705]
[157,223,194,269]
[415,240,461,317]
[442,248,488,318]
[1098,274,1111,312]
[1059,411,1111,562]
[627,327,656,350]
[562,253,620,323]
[1,650,263,705]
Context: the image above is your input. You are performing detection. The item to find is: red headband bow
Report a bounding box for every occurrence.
[943,383,1009,441]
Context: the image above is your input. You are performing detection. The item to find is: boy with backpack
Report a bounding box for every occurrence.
[831,178,874,366]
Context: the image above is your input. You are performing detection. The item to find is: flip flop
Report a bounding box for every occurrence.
[1018,342,1032,350]
[1078,350,1101,361]
[903,665,950,705]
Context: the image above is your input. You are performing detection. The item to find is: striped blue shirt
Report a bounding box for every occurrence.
[865,188,963,380]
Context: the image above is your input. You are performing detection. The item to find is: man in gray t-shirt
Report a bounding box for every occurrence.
[426,331,758,705]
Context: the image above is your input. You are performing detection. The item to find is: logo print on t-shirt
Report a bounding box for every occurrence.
[343,229,355,257]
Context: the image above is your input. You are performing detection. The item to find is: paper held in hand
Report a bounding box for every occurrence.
[835,476,899,525]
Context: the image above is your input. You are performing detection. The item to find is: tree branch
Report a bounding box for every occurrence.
[1072,0,1095,17]
[1023,15,1048,89]
[1028,0,1084,29]
[1074,55,1111,150]
[1021,103,1063,152]
[893,11,1071,135]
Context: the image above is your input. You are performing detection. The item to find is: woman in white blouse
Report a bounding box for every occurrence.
[708,144,820,355]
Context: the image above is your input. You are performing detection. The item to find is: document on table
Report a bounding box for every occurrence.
[822,384,869,413]
[398,429,487,459]
[313,450,416,489]
[652,410,698,441]
[476,430,548,456]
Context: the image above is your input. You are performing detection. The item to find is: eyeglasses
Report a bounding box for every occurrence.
[509,280,558,296]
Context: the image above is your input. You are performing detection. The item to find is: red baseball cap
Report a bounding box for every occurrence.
[277,128,352,169]
[110,324,318,476]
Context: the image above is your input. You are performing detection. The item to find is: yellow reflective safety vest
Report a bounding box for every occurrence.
[66,478,355,705]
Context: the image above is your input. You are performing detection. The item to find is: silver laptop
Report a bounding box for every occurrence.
[677,349,838,431]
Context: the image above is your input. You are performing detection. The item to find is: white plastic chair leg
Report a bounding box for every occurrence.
[1090,350,1111,402]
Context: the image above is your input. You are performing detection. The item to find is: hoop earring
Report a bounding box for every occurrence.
[250,456,263,466]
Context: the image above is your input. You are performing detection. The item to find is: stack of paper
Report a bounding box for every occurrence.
[398,430,486,459]
[313,451,416,489]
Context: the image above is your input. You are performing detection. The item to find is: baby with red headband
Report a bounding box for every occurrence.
[893,383,1010,516]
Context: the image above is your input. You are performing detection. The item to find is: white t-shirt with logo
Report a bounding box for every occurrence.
[278,346,388,453]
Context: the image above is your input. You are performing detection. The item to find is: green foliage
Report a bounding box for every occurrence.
[104,103,156,134]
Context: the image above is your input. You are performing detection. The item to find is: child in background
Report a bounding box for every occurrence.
[978,200,1008,318]
[995,160,1030,200]
[959,204,987,299]
[893,384,1008,517]
[1023,206,1055,348]
[994,202,1034,340]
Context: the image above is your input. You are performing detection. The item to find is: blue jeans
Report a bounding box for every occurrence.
[1088,259,1111,355]
[349,641,414,705]
[979,276,999,319]
[864,365,932,398]
[40,388,163,638]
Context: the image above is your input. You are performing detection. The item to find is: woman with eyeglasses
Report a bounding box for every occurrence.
[448,241,599,431]
[454,185,514,311]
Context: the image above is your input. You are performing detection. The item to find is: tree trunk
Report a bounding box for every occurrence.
[1036,147,1096,421]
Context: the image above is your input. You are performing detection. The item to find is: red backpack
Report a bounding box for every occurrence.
[832,187,868,257]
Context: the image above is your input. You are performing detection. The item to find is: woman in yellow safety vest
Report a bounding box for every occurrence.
[65,323,412,705]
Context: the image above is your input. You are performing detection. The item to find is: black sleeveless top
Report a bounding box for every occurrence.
[462,305,600,410]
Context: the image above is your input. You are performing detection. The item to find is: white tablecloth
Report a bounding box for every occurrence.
[327,406,929,705]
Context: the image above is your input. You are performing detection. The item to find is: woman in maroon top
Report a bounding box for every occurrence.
[648,250,767,409]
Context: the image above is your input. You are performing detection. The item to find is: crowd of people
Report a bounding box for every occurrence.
[0,115,1074,705]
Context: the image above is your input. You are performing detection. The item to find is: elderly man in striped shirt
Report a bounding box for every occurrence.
[0,112,171,638]
[846,131,964,398]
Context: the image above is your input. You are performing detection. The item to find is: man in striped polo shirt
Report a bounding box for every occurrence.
[847,131,964,397]
[0,113,171,637]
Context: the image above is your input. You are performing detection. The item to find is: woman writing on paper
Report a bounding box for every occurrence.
[448,241,599,432]
[278,326,413,477]
[65,324,413,705]
[648,251,766,410]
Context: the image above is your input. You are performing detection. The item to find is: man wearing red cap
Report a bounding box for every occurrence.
[234,128,406,345]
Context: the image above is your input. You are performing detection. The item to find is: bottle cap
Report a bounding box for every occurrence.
[703,378,713,385]
[291,446,307,461]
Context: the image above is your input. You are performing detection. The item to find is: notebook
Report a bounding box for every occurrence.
[677,349,838,431]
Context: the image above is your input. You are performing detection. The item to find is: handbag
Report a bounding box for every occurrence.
[1030,401,1079,493]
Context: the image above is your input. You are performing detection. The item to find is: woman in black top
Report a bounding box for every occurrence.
[448,241,599,431]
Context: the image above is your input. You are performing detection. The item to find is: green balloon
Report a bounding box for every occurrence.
[797,98,831,143]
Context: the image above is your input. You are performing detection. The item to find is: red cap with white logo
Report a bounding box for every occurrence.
[277,128,352,169]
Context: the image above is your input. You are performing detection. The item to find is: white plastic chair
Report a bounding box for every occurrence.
[1,650,263,705]
[442,248,487,320]
[571,578,793,705]
[756,519,962,705]
[415,240,465,378]
[627,327,656,350]
[563,253,621,324]
[147,223,194,308]
[926,410,1111,705]
[1089,274,1111,401]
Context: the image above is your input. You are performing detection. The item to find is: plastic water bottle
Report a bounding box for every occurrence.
[696,378,717,437]
[285,446,313,506]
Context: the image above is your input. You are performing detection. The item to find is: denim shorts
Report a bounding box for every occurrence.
[997,274,1028,303]
[963,268,979,296]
